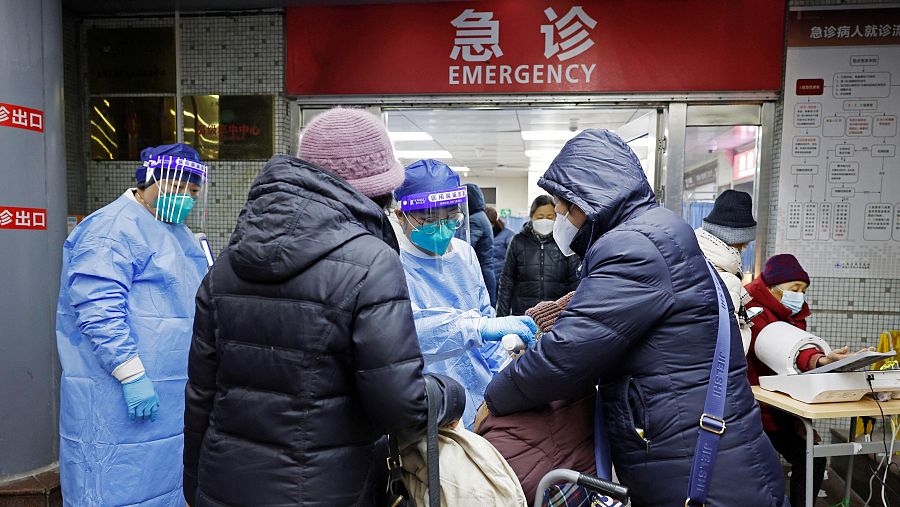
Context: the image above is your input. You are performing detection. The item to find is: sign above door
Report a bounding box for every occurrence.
[286,0,785,96]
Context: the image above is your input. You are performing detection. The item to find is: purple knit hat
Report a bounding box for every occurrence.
[761,254,810,286]
[298,108,405,198]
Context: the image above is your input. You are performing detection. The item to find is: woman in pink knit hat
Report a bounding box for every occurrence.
[184,108,464,506]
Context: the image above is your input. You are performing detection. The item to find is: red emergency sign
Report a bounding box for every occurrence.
[286,0,786,96]
[0,102,44,133]
[0,206,48,230]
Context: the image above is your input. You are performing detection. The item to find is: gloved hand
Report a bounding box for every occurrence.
[122,374,160,422]
[480,316,538,345]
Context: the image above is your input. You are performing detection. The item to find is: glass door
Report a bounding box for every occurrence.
[663,103,774,277]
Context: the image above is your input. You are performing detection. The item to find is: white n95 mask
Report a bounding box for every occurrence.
[532,218,554,236]
[553,213,579,257]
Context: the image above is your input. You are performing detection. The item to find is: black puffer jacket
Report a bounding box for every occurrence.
[184,156,465,507]
[496,221,580,316]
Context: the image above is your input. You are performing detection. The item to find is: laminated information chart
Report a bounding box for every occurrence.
[777,8,900,278]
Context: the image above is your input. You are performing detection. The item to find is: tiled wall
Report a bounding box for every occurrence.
[63,16,86,216]
[70,12,292,250]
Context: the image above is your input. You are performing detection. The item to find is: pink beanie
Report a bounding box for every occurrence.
[298,108,405,198]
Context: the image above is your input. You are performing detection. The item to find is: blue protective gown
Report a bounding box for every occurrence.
[56,191,208,506]
[399,236,505,429]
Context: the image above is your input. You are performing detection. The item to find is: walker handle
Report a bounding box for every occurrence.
[577,473,629,502]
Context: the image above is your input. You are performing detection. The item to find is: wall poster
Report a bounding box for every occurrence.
[776,8,900,278]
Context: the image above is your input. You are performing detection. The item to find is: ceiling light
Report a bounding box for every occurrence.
[389,131,434,142]
[450,166,470,174]
[521,130,579,141]
[395,150,453,159]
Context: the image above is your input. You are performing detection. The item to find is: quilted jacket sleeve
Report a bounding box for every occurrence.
[485,230,676,416]
[184,273,217,505]
[353,248,449,437]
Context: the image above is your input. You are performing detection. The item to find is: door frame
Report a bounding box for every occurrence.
[667,102,776,275]
[291,94,777,270]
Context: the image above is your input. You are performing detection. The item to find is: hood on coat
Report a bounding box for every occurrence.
[538,129,657,242]
[695,228,742,276]
[465,183,486,214]
[227,155,397,283]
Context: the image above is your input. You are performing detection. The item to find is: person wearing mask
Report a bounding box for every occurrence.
[183,109,464,506]
[486,206,515,286]
[695,189,757,354]
[393,159,538,429]
[56,144,210,506]
[497,195,580,317]
[485,129,786,506]
[464,183,497,305]
[745,254,869,506]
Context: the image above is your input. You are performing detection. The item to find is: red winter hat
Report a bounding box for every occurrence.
[761,254,810,287]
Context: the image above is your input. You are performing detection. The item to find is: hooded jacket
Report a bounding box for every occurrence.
[485,130,785,506]
[496,221,580,316]
[695,227,752,354]
[465,183,497,305]
[183,156,464,507]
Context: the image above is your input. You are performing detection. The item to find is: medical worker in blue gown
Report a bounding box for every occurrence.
[392,159,538,429]
[56,144,210,506]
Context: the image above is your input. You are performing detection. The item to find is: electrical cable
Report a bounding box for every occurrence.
[869,375,890,455]
[864,422,900,507]
[865,451,900,506]
[884,419,897,507]
[864,374,897,507]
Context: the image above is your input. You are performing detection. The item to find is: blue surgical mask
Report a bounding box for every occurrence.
[410,223,455,256]
[779,288,805,315]
[155,194,195,224]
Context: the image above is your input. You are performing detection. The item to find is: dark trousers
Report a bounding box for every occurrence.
[766,429,827,506]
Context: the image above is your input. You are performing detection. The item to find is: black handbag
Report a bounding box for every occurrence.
[385,376,442,507]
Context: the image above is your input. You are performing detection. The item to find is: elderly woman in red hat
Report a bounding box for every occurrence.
[745,253,870,506]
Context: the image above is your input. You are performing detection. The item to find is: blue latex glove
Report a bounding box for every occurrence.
[480,316,538,345]
[122,374,160,422]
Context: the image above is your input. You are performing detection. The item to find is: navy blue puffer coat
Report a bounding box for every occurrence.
[484,130,785,507]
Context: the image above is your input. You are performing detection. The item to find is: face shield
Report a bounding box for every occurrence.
[141,155,209,231]
[396,186,470,257]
